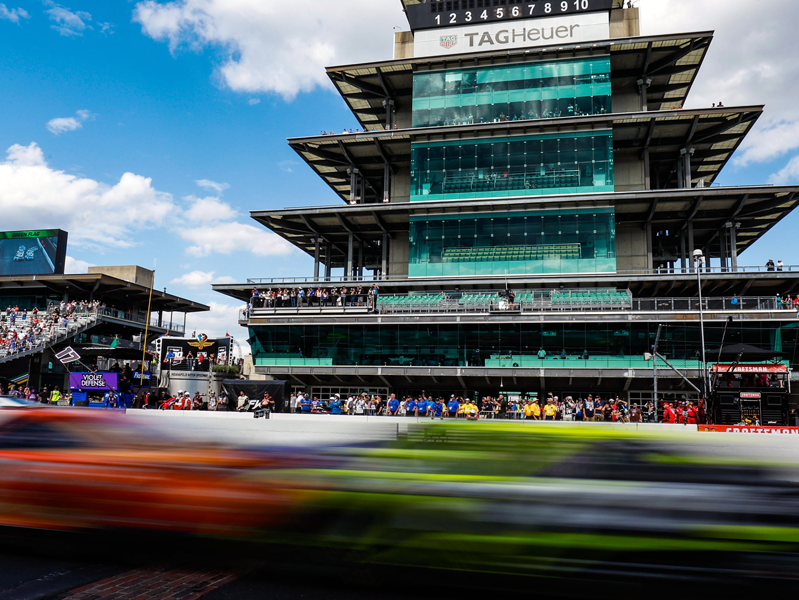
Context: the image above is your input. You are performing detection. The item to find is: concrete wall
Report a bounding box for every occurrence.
[614,155,646,192]
[394,31,414,59]
[391,167,411,203]
[610,8,639,38]
[88,265,154,288]
[388,232,410,278]
[616,222,648,271]
[612,88,639,113]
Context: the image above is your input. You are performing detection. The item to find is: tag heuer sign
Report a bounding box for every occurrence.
[440,35,457,49]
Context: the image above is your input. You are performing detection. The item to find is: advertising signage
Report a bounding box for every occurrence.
[0,229,68,276]
[712,364,788,373]
[405,0,614,32]
[69,372,119,391]
[413,11,610,58]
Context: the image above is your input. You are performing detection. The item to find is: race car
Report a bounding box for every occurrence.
[24,247,37,260]
[12,246,25,261]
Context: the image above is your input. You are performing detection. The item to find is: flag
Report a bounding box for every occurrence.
[110,336,119,349]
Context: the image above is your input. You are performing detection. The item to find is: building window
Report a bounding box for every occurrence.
[410,130,614,201]
[412,57,611,128]
[408,208,616,277]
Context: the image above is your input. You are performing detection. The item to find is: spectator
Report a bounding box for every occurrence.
[777,259,784,271]
[766,259,775,271]
[237,391,249,412]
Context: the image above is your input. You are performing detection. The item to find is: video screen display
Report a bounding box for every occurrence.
[0,229,68,276]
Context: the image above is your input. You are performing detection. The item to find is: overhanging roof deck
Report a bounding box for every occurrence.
[0,274,209,313]
[328,30,712,131]
[248,185,799,272]
[289,106,762,204]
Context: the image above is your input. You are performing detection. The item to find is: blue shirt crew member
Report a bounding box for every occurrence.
[300,396,313,413]
[426,397,436,414]
[433,399,445,419]
[447,397,459,417]
[388,396,400,416]
[416,397,428,416]
[405,398,417,416]
[328,395,342,415]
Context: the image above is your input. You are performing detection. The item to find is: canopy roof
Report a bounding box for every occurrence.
[289,106,761,204]
[0,273,209,313]
[328,31,712,132]
[249,185,799,269]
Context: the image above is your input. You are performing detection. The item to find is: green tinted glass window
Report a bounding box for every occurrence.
[408,209,616,277]
[413,57,611,128]
[410,131,614,201]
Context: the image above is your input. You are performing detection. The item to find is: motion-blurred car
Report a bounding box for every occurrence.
[24,248,37,260]
[0,409,292,536]
[0,396,39,408]
[12,246,25,261]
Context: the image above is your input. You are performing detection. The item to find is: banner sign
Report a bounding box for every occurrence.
[739,392,762,399]
[69,372,119,391]
[413,12,610,58]
[712,364,788,373]
[0,230,60,239]
[698,424,799,435]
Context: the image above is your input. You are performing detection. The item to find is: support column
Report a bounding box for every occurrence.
[687,221,695,273]
[679,229,687,273]
[637,78,651,111]
[383,163,391,203]
[324,244,332,281]
[313,238,320,281]
[729,223,738,272]
[719,228,727,272]
[360,175,366,205]
[645,221,654,271]
[346,233,354,281]
[680,148,695,188]
[643,147,651,191]
[381,234,388,280]
[349,169,358,205]
[357,240,364,279]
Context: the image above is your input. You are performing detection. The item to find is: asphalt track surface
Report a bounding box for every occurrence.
[0,238,55,276]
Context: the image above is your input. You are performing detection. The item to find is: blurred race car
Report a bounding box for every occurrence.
[0,396,39,408]
[0,409,292,536]
[24,247,37,260]
[12,246,25,261]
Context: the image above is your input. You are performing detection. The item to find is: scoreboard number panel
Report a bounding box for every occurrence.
[407,0,613,31]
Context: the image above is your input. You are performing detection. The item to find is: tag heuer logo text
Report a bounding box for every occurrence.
[440,35,457,49]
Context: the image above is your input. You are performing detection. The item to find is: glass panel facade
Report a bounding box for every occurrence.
[408,208,616,277]
[410,131,614,201]
[412,57,612,128]
[250,323,797,369]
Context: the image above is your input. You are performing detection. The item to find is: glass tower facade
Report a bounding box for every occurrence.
[412,57,612,128]
[410,130,614,201]
[408,208,616,277]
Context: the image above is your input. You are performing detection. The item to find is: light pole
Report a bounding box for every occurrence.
[693,249,708,402]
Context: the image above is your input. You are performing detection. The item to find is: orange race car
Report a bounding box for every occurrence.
[0,409,292,538]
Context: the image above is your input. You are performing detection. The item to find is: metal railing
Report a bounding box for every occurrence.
[95,308,185,333]
[242,265,799,286]
[240,295,788,321]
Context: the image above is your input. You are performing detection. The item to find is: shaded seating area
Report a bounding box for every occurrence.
[551,289,632,309]
[443,243,581,263]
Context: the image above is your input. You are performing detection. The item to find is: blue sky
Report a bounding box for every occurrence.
[1,0,799,340]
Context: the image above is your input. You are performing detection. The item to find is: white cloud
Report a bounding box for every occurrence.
[0,142,175,250]
[642,0,799,168]
[46,109,92,135]
[170,269,216,288]
[183,194,238,222]
[181,221,294,258]
[278,160,298,173]
[195,178,229,193]
[248,98,260,106]
[213,275,236,284]
[0,4,29,23]
[769,156,799,185]
[45,2,92,36]
[133,0,401,100]
[185,301,249,355]
[64,256,93,274]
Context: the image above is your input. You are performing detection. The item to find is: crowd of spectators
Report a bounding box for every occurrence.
[287,391,702,424]
[247,284,380,313]
[0,301,105,359]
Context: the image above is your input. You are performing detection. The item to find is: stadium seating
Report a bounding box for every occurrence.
[551,289,632,309]
[443,243,581,263]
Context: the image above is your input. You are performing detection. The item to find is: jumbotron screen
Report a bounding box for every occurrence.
[0,229,68,276]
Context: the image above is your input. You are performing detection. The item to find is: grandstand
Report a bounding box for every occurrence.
[215,1,799,414]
